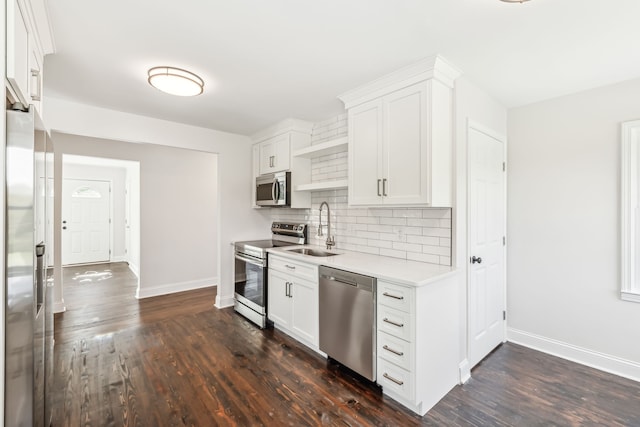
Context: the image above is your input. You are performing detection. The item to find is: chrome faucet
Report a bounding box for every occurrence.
[318,201,335,250]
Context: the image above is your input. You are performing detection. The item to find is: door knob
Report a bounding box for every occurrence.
[471,256,482,264]
[62,220,67,224]
[62,226,67,230]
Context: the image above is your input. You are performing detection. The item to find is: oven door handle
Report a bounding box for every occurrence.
[235,253,266,268]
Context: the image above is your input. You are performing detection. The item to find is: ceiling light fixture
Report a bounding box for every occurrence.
[147,66,204,96]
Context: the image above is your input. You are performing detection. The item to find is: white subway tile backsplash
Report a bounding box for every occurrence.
[406,235,441,246]
[380,248,407,259]
[407,252,440,264]
[392,242,422,253]
[407,218,441,228]
[268,114,453,267]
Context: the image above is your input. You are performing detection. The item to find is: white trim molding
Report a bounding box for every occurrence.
[508,328,640,383]
[215,293,235,309]
[621,119,640,302]
[53,300,66,314]
[459,359,471,384]
[135,277,217,299]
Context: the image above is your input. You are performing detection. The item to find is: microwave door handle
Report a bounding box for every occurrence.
[272,179,279,202]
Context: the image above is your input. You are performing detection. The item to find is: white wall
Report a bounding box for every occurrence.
[453,76,508,379]
[507,77,640,381]
[44,97,272,308]
[63,162,128,261]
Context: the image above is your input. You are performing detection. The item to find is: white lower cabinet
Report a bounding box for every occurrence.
[376,276,459,416]
[267,255,319,350]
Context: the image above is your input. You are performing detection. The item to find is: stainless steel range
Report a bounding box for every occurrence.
[234,222,307,328]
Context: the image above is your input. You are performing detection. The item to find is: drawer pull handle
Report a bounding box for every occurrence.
[383,345,404,356]
[383,318,404,328]
[285,265,296,270]
[383,292,404,300]
[383,373,404,386]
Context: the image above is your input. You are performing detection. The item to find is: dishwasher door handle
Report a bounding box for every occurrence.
[326,276,358,287]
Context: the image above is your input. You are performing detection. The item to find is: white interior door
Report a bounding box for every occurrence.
[468,125,506,369]
[62,179,111,265]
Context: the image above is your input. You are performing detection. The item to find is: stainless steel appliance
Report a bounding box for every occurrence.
[5,106,53,427]
[234,221,307,328]
[319,266,377,381]
[256,171,290,207]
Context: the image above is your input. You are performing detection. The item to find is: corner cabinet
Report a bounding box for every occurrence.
[268,254,319,350]
[339,55,461,207]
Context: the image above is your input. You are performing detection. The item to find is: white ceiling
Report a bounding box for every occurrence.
[44,0,640,136]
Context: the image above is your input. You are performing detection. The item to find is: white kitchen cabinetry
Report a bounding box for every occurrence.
[376,276,459,416]
[339,55,461,207]
[259,134,290,174]
[6,0,52,115]
[7,0,31,108]
[268,254,319,349]
[252,118,313,209]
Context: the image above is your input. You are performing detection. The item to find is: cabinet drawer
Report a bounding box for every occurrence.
[377,306,413,342]
[377,359,414,402]
[378,281,413,313]
[269,255,318,282]
[377,331,413,371]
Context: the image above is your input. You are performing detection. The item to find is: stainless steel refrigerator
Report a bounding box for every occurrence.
[5,105,53,427]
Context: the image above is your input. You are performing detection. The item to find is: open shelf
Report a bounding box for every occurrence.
[292,136,348,158]
[295,179,348,192]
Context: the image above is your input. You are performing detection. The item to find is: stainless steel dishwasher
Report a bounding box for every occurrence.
[319,266,376,381]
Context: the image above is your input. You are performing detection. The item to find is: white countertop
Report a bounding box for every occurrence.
[266,245,457,287]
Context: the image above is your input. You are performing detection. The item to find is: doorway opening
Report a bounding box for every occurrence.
[61,155,140,304]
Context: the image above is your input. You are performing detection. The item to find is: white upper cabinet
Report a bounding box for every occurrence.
[259,133,290,175]
[7,0,31,108]
[6,0,54,115]
[339,55,461,207]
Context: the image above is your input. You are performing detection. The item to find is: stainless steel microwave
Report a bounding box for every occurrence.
[256,171,290,207]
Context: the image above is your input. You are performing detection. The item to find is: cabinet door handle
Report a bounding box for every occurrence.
[30,69,41,101]
[383,178,388,196]
[289,282,293,298]
[285,265,296,270]
[377,179,382,196]
[382,292,404,300]
[285,281,289,297]
[382,345,404,356]
[383,318,404,328]
[383,373,404,386]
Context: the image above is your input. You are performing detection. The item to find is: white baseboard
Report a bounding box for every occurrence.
[508,327,640,383]
[128,262,140,278]
[459,359,471,384]
[53,300,66,314]
[215,294,235,309]
[111,255,127,263]
[136,277,217,299]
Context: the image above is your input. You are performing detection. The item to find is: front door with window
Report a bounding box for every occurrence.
[62,179,111,265]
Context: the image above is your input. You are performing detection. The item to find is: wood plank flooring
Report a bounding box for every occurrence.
[52,263,640,426]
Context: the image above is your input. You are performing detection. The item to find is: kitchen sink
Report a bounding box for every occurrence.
[286,248,339,257]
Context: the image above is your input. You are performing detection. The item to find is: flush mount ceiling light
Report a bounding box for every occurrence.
[147,66,204,96]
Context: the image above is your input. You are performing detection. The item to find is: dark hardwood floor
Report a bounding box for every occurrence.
[52,263,640,426]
